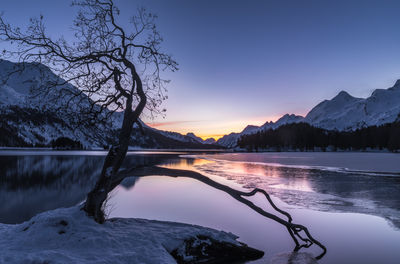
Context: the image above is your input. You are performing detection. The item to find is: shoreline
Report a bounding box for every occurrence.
[0,206,264,264]
[2,146,400,154]
[2,153,400,263]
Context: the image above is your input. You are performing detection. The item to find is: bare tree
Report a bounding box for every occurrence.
[0,3,328,261]
[0,0,177,223]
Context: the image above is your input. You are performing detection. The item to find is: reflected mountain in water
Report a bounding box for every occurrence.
[193,160,400,229]
[0,153,180,224]
[3,151,400,231]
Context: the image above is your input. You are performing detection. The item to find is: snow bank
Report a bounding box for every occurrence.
[0,206,261,264]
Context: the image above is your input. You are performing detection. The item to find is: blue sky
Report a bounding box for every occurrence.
[2,0,400,139]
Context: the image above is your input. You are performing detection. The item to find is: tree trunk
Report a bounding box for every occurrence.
[83,110,134,223]
[83,72,146,223]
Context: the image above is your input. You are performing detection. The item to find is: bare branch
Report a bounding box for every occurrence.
[115,165,327,260]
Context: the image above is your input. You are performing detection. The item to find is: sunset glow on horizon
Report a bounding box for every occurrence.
[147,115,285,140]
[2,0,400,139]
[0,1,399,263]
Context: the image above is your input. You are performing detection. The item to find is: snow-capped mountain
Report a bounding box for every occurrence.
[215,132,241,148]
[3,58,399,149]
[184,133,218,145]
[216,114,305,147]
[305,81,400,130]
[216,80,400,147]
[0,59,109,147]
[0,60,42,106]
[260,114,305,131]
[241,125,259,134]
[214,125,260,148]
[186,132,205,143]
[153,129,213,145]
[0,59,218,149]
[203,137,216,144]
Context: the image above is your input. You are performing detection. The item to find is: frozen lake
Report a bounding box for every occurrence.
[1,151,399,263]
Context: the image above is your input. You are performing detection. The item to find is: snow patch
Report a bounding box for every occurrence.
[0,206,242,264]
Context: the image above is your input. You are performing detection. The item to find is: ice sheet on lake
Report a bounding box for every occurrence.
[189,155,400,229]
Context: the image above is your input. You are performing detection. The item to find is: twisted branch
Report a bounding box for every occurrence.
[117,165,327,260]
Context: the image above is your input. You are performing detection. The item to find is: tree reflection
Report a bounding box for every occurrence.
[0,153,179,224]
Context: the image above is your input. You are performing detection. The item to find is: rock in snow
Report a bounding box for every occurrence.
[0,206,263,264]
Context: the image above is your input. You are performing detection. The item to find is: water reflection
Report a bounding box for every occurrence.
[192,159,400,229]
[162,157,214,170]
[106,161,400,264]
[0,152,182,224]
[2,151,400,264]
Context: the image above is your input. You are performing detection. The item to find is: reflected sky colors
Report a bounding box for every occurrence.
[2,1,400,138]
[195,153,400,228]
[1,151,400,263]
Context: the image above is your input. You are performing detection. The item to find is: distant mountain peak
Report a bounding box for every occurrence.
[394,79,400,87]
[275,113,304,123]
[204,138,216,144]
[241,125,259,134]
[185,132,204,143]
[338,90,350,96]
[334,90,354,100]
[219,80,400,147]
[0,59,222,149]
[280,113,303,119]
[261,120,273,127]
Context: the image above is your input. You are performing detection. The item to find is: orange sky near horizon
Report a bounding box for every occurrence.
[147,114,285,140]
[3,0,400,144]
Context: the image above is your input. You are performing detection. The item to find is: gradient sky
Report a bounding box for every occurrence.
[2,0,400,139]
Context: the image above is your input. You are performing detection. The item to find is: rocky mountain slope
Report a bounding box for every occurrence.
[2,58,399,149]
[0,59,218,149]
[304,82,400,130]
[217,80,400,147]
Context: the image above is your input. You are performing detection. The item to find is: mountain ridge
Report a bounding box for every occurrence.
[0,59,219,149]
[216,80,400,147]
[1,59,399,149]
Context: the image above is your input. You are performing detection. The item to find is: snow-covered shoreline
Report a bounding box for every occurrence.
[0,206,263,264]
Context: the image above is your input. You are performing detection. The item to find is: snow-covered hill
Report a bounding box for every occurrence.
[215,132,241,148]
[203,137,216,144]
[152,129,215,146]
[0,59,109,147]
[0,59,218,149]
[216,80,400,148]
[216,114,305,147]
[305,81,400,130]
[3,58,399,149]
[260,114,305,131]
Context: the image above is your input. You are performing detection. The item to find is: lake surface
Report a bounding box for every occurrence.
[1,150,399,264]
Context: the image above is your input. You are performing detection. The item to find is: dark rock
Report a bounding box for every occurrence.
[59,220,68,226]
[170,235,264,264]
